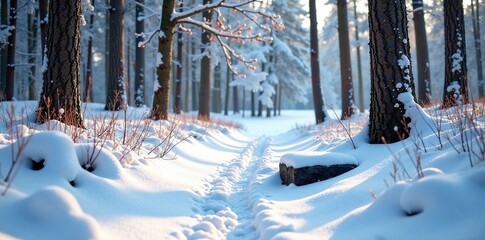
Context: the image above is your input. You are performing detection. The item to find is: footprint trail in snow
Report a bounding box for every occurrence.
[171,136,278,239]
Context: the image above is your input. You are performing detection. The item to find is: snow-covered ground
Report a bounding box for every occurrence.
[0,100,484,239]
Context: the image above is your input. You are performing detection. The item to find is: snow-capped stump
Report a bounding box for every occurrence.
[279,152,358,186]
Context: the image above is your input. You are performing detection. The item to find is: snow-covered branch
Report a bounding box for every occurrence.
[171,0,225,22]
[178,16,275,77]
[136,29,160,48]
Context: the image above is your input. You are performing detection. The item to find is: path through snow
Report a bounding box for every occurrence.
[170,136,283,239]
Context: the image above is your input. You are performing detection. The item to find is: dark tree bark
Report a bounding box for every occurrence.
[471,0,484,97]
[273,54,279,116]
[105,0,110,99]
[258,61,265,117]
[224,65,231,115]
[135,0,145,107]
[105,0,126,110]
[309,0,325,124]
[412,0,431,105]
[257,93,263,117]
[278,84,282,115]
[191,37,198,111]
[212,64,222,113]
[337,0,356,119]
[5,0,17,100]
[442,0,468,108]
[152,0,176,119]
[368,0,416,144]
[198,0,212,119]
[174,25,183,114]
[273,84,278,116]
[242,90,246,117]
[28,10,38,100]
[184,38,190,112]
[84,0,95,102]
[0,0,7,99]
[39,0,48,54]
[37,0,84,128]
[125,27,132,105]
[233,85,239,114]
[251,91,256,117]
[174,0,184,114]
[353,0,365,113]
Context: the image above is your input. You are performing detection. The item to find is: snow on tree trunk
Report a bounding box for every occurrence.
[337,0,356,119]
[353,0,365,113]
[39,0,48,55]
[412,0,431,106]
[0,0,7,99]
[442,0,468,109]
[105,0,126,111]
[28,10,38,100]
[5,0,17,100]
[151,0,176,120]
[37,0,84,128]
[368,0,416,144]
[134,0,145,107]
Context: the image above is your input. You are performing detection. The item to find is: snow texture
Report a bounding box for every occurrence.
[0,100,484,239]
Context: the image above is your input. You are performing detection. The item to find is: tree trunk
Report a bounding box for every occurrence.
[84,0,95,102]
[258,60,266,117]
[0,0,8,99]
[191,37,198,111]
[353,0,365,113]
[212,64,222,113]
[5,0,17,100]
[278,84,282,115]
[39,0,48,55]
[242,90,246,117]
[337,0,356,119]
[273,84,278,116]
[28,10,38,100]
[471,0,484,98]
[412,0,431,106]
[184,38,190,112]
[174,24,183,114]
[126,28,132,105]
[274,54,279,116]
[233,85,239,114]
[368,0,415,144]
[134,0,145,107]
[258,61,264,117]
[37,0,83,128]
[105,0,126,110]
[105,0,110,101]
[198,0,212,119]
[309,0,325,123]
[224,65,231,115]
[251,91,256,117]
[442,0,468,108]
[151,0,176,120]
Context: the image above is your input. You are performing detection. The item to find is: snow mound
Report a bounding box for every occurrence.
[280,151,358,168]
[0,186,101,239]
[75,143,125,180]
[0,131,80,193]
[333,165,485,239]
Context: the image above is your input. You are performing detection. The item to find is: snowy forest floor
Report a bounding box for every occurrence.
[0,101,485,239]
